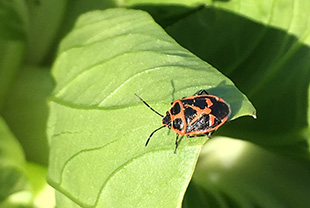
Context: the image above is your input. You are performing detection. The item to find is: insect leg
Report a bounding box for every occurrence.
[174,134,180,154]
[197,90,209,95]
[206,131,214,138]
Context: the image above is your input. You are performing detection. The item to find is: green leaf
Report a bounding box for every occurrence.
[24,0,67,64]
[2,66,54,165]
[0,0,27,110]
[0,117,55,208]
[48,8,255,207]
[56,0,116,38]
[123,0,209,7]
[25,162,56,208]
[0,0,28,40]
[0,117,30,206]
[308,83,310,153]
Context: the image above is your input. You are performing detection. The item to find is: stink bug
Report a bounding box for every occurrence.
[135,90,230,153]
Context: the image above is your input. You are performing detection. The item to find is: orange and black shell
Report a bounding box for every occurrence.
[161,94,230,136]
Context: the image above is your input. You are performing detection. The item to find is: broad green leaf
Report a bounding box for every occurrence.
[48,8,255,207]
[215,0,310,39]
[308,83,310,151]
[56,0,116,38]
[0,117,55,207]
[24,0,66,64]
[55,190,82,208]
[0,117,30,206]
[123,0,209,7]
[25,162,55,208]
[0,0,27,110]
[0,0,28,40]
[2,66,54,165]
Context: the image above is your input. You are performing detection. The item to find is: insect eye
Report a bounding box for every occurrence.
[162,112,171,127]
[170,102,181,115]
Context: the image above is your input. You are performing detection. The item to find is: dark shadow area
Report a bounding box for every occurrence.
[132,4,205,28]
[183,180,241,208]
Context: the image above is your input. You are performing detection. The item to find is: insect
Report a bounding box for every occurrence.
[135,90,230,153]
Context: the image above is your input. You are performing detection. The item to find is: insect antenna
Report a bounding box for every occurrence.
[135,94,164,117]
[145,125,166,146]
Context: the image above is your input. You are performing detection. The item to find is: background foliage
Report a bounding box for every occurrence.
[0,0,309,207]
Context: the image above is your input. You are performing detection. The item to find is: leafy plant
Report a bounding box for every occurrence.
[0,0,309,208]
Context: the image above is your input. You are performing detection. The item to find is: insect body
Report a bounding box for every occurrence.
[135,90,230,153]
